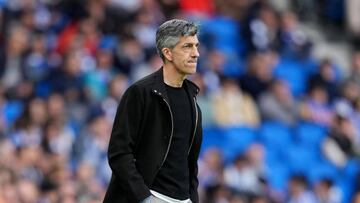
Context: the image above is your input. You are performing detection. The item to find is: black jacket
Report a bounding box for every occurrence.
[104,67,202,203]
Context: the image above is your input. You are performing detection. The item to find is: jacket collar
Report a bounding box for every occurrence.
[151,67,200,100]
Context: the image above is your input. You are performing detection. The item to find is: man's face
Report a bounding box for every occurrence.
[168,35,200,75]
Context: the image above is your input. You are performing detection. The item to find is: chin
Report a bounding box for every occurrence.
[188,65,197,73]
[178,65,197,75]
[186,68,197,75]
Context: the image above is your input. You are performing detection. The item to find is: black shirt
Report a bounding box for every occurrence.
[151,83,193,200]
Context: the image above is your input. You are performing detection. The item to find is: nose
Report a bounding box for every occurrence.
[191,47,200,58]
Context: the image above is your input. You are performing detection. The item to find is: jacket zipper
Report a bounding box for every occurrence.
[188,97,198,155]
[158,98,174,169]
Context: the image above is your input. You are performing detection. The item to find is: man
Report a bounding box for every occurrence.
[103,19,202,203]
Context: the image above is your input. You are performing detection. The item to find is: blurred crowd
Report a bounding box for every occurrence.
[0,0,360,203]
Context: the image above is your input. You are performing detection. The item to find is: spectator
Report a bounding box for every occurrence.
[10,98,47,148]
[299,85,334,126]
[191,73,216,127]
[244,6,280,52]
[198,148,224,196]
[24,32,50,83]
[42,118,75,160]
[338,81,360,109]
[212,77,260,127]
[17,178,40,203]
[132,52,162,82]
[308,59,339,103]
[101,74,129,123]
[201,50,225,93]
[76,162,104,200]
[279,10,312,59]
[84,36,118,103]
[48,50,85,103]
[224,154,263,195]
[47,93,76,135]
[333,80,360,130]
[314,178,341,203]
[246,143,266,178]
[322,114,358,168]
[258,79,299,125]
[240,52,274,100]
[132,4,162,52]
[85,0,132,34]
[58,180,77,202]
[0,25,29,94]
[115,35,145,75]
[286,175,316,203]
[77,111,111,187]
[17,146,44,185]
[345,51,360,88]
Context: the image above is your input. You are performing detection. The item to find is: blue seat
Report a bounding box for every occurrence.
[296,122,327,151]
[201,127,224,155]
[221,126,256,164]
[300,57,319,76]
[259,121,292,158]
[274,59,307,97]
[200,16,246,77]
[264,147,280,166]
[286,145,316,174]
[343,159,360,180]
[222,53,246,77]
[335,176,356,203]
[3,100,24,126]
[201,16,245,55]
[308,160,338,185]
[266,163,290,192]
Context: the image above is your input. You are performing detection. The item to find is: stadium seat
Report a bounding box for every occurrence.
[3,100,24,126]
[200,16,246,77]
[259,121,293,159]
[266,163,290,192]
[274,58,308,97]
[264,147,280,166]
[336,176,356,203]
[286,145,317,174]
[201,127,224,155]
[295,122,327,152]
[200,16,245,55]
[221,126,257,164]
[343,159,360,180]
[308,160,338,185]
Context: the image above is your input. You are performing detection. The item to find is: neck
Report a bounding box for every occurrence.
[163,63,187,88]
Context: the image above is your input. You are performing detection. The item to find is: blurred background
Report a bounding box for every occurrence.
[0,0,360,202]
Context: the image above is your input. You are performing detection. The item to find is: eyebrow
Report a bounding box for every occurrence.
[183,42,200,47]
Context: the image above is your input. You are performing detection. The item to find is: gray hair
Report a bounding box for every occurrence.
[156,19,198,61]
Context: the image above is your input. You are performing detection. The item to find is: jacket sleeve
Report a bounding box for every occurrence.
[189,106,202,203]
[107,85,151,202]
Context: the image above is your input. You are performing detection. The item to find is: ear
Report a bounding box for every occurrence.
[162,48,173,62]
